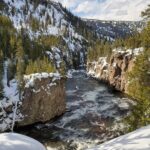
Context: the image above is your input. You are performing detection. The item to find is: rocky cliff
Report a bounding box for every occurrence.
[0,72,66,132]
[87,47,144,93]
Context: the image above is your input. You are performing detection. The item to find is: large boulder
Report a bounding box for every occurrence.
[19,73,66,126]
[0,73,66,132]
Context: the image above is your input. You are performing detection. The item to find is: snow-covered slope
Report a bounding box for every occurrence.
[1,0,87,67]
[0,133,46,150]
[2,0,79,38]
[84,19,145,41]
[88,125,150,150]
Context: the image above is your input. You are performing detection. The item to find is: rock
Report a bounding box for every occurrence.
[4,105,13,114]
[87,48,143,94]
[18,76,66,126]
[0,73,66,132]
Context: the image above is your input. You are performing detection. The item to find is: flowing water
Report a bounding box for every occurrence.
[16,70,134,150]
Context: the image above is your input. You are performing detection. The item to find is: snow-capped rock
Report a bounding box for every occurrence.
[19,72,66,126]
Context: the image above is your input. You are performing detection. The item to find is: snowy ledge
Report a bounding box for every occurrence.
[88,125,150,150]
[112,47,144,56]
[24,72,61,88]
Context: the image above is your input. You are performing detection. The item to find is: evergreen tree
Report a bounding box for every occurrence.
[25,57,56,75]
[125,6,150,130]
[126,49,150,131]
[141,4,150,19]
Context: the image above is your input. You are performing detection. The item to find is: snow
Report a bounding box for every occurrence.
[88,57,108,78]
[0,133,46,150]
[88,125,150,150]
[112,47,144,57]
[133,47,144,56]
[2,61,19,102]
[24,72,61,88]
[113,62,117,68]
[0,60,23,132]
[98,57,108,68]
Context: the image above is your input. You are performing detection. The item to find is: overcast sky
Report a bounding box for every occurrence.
[54,0,149,21]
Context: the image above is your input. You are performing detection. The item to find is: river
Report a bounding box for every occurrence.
[16,70,134,150]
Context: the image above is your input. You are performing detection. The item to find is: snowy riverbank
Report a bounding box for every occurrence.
[88,125,150,150]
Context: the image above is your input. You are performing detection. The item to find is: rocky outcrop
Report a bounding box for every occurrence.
[0,73,66,132]
[108,51,135,92]
[18,73,66,126]
[87,47,144,93]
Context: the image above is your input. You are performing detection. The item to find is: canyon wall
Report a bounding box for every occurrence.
[87,48,143,93]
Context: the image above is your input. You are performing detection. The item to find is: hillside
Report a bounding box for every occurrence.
[0,0,89,69]
[0,0,90,132]
[84,19,145,41]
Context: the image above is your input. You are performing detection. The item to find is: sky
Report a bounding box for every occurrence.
[54,0,150,21]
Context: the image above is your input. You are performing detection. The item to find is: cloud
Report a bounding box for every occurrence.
[53,0,150,21]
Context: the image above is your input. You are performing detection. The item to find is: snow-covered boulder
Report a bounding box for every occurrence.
[0,133,46,150]
[88,125,150,150]
[19,73,66,126]
[0,72,66,132]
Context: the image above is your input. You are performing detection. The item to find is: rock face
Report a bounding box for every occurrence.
[108,52,134,92]
[0,73,66,132]
[87,48,144,93]
[19,75,66,126]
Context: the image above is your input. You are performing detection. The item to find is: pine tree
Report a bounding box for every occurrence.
[124,5,150,131]
[25,57,56,75]
[141,4,150,19]
[141,22,150,48]
[126,48,150,131]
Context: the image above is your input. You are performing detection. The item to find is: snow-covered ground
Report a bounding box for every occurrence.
[0,133,46,150]
[0,61,23,132]
[88,125,150,150]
